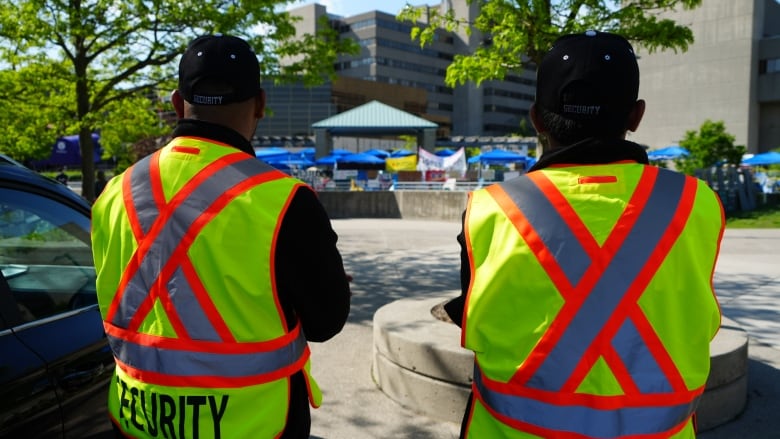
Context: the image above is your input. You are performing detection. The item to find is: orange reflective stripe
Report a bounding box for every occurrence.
[105,322,311,387]
[485,167,697,395]
[578,175,618,184]
[105,150,253,323]
[113,345,311,388]
[101,140,312,387]
[466,166,712,437]
[125,165,287,333]
[526,171,602,257]
[268,183,300,329]
[180,257,237,342]
[122,161,146,243]
[473,366,698,439]
[149,149,166,218]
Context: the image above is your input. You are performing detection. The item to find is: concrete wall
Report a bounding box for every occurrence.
[317,190,779,221]
[318,191,468,221]
[633,0,758,151]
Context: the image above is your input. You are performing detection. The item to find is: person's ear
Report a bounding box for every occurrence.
[529,103,546,134]
[255,88,266,119]
[626,99,646,132]
[171,90,185,118]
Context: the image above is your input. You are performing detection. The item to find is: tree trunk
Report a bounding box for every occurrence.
[79,128,95,203]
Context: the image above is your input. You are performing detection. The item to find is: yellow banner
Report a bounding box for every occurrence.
[385,155,417,171]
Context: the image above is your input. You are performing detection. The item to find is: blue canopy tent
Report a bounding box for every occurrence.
[468,149,528,165]
[742,151,780,166]
[390,149,415,157]
[364,148,391,158]
[336,152,386,170]
[262,151,313,164]
[32,133,102,168]
[314,154,341,166]
[264,156,315,172]
[255,147,291,159]
[647,146,689,161]
[300,147,352,161]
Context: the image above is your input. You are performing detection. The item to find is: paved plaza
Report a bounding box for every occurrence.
[308,219,780,439]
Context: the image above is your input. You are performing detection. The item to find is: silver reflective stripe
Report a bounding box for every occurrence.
[129,154,158,235]
[107,328,307,378]
[498,171,686,391]
[112,155,271,330]
[500,177,590,286]
[166,267,220,341]
[474,367,696,438]
[613,319,673,393]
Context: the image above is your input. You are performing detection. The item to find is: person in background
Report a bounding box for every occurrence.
[55,167,68,185]
[91,34,351,438]
[94,169,108,197]
[444,31,724,438]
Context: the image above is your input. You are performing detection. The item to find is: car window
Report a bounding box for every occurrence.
[0,187,95,323]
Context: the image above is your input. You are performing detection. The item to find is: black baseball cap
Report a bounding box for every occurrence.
[535,30,639,121]
[178,35,261,105]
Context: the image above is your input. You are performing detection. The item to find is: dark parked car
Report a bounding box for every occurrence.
[0,160,114,438]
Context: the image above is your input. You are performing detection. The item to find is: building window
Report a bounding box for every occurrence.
[484,105,529,116]
[484,88,535,101]
[761,58,780,74]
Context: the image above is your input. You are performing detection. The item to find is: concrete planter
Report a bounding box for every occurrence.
[373,294,748,432]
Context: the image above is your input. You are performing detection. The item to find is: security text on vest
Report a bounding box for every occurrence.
[116,375,229,439]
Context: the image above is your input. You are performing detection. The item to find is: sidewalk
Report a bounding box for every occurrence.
[308,220,780,439]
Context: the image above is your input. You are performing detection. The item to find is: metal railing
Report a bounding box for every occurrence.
[392,181,483,191]
[316,180,485,192]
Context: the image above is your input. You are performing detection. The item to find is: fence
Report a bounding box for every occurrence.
[311,166,774,214]
[315,179,484,192]
[695,166,761,212]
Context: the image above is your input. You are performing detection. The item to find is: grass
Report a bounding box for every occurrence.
[726,202,780,228]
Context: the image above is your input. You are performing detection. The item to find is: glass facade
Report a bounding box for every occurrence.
[256,81,336,138]
[276,4,536,137]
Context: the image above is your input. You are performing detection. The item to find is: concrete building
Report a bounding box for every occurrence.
[271,2,535,138]
[633,0,780,153]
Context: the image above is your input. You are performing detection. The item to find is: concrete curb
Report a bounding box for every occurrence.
[373,295,748,431]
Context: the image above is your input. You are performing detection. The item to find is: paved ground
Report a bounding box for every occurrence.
[307,219,780,439]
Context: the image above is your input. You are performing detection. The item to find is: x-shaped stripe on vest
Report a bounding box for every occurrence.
[102,146,307,386]
[472,167,702,438]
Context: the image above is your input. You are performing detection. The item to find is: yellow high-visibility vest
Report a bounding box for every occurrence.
[462,163,723,438]
[92,137,322,438]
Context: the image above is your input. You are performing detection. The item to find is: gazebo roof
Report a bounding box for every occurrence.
[312,100,437,134]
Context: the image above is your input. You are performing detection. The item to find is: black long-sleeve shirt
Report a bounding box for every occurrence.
[172,120,351,438]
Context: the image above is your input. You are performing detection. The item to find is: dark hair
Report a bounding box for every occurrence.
[537,105,631,145]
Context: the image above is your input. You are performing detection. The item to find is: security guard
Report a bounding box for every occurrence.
[91,35,351,438]
[444,31,723,438]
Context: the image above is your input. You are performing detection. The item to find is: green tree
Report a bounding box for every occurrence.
[0,1,355,201]
[674,120,746,175]
[398,0,702,87]
[96,94,172,169]
[514,118,534,138]
[0,61,169,169]
[0,60,74,162]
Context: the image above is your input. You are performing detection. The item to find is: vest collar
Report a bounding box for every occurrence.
[530,138,649,172]
[172,119,254,157]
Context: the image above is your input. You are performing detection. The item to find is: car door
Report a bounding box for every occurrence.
[0,179,114,438]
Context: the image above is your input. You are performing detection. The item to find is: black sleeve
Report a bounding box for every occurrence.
[443,210,468,328]
[275,185,351,342]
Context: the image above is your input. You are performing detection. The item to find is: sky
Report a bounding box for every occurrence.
[286,0,417,17]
